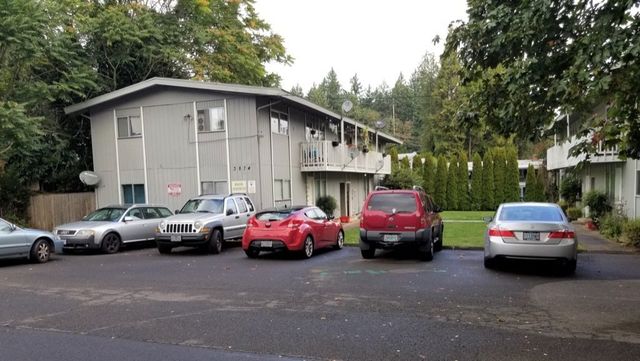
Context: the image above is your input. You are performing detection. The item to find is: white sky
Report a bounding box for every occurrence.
[253,0,469,93]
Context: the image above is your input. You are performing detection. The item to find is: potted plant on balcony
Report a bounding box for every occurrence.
[361,126,370,153]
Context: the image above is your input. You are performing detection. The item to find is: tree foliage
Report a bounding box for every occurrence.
[492,148,506,207]
[505,147,521,202]
[446,155,459,210]
[524,165,544,202]
[470,152,483,211]
[434,155,448,209]
[421,152,436,196]
[481,152,495,210]
[446,0,640,159]
[457,152,470,211]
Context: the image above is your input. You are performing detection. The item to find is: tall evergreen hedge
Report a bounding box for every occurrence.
[457,152,470,211]
[470,152,483,211]
[505,147,521,202]
[434,155,448,209]
[492,148,506,207]
[446,155,459,210]
[481,152,495,210]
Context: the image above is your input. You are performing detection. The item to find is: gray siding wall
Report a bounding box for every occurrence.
[256,106,274,209]
[289,108,307,206]
[90,109,118,206]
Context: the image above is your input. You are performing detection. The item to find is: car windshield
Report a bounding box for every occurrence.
[179,199,224,214]
[256,210,295,222]
[498,206,565,222]
[83,208,125,222]
[367,193,417,213]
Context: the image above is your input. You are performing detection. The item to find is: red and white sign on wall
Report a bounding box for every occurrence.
[167,183,182,197]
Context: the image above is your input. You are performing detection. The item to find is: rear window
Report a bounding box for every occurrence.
[256,210,295,221]
[498,206,564,222]
[367,193,417,213]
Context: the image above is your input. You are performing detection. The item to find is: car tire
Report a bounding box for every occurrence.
[157,244,172,254]
[208,229,223,254]
[484,257,496,269]
[360,248,375,259]
[419,237,434,261]
[333,230,345,250]
[564,259,577,275]
[301,235,314,259]
[30,239,51,263]
[101,233,121,254]
[245,249,260,258]
[434,225,444,252]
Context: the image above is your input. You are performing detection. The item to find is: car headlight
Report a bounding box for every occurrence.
[159,220,167,230]
[76,229,95,237]
[194,221,203,230]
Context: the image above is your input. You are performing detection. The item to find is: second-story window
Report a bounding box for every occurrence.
[117,116,142,138]
[197,106,225,132]
[271,111,289,135]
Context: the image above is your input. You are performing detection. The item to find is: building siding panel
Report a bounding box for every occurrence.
[90,109,119,206]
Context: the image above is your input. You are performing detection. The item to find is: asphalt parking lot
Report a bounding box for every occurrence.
[2,244,640,361]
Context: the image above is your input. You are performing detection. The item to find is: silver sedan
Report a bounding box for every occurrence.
[0,217,64,263]
[484,202,578,273]
[54,204,172,254]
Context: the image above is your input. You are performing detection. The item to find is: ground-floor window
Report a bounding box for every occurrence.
[202,181,227,195]
[122,184,145,204]
[274,179,291,201]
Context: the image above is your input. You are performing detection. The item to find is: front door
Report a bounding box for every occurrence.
[0,220,29,257]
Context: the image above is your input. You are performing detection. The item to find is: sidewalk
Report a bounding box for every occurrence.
[574,223,636,253]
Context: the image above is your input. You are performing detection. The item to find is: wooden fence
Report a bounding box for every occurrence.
[29,192,96,231]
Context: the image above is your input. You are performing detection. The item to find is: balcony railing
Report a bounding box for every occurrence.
[300,141,391,174]
[547,136,622,170]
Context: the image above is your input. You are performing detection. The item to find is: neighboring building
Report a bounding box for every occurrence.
[402,153,542,200]
[546,106,640,219]
[64,78,400,217]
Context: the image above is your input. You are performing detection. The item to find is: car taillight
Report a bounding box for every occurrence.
[548,230,576,239]
[286,219,303,229]
[488,228,515,237]
[247,218,259,228]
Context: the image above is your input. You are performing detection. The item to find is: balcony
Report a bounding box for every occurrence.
[300,141,391,174]
[547,136,622,170]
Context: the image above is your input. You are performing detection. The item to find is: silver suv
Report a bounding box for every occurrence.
[155,193,256,254]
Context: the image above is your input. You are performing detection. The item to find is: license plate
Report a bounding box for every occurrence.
[261,240,272,247]
[383,234,399,242]
[170,235,182,242]
[522,232,540,241]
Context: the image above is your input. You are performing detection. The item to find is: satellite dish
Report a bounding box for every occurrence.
[341,100,353,113]
[79,171,100,186]
[375,120,386,130]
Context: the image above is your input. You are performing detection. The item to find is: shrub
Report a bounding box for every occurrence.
[583,190,612,225]
[599,213,627,241]
[623,219,640,247]
[558,200,569,215]
[316,195,337,217]
[560,174,581,205]
[566,207,583,221]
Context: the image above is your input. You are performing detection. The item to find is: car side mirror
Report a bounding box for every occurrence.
[9,224,16,232]
[123,216,135,222]
[327,215,334,220]
[226,209,234,216]
[174,210,180,214]
[434,205,443,213]
[482,216,493,223]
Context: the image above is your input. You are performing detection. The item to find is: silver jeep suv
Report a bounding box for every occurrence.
[155,193,256,254]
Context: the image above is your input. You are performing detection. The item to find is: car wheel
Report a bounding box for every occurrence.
[484,257,496,269]
[101,233,121,254]
[434,225,444,252]
[30,239,51,263]
[419,237,434,261]
[157,244,172,254]
[360,248,375,259]
[564,259,577,275]
[245,249,260,258]
[334,230,345,250]
[302,235,314,259]
[208,229,223,254]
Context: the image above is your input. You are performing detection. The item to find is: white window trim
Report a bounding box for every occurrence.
[117,115,142,139]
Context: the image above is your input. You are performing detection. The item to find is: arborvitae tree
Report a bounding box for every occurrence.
[470,152,483,210]
[421,152,436,195]
[390,146,399,172]
[524,164,539,201]
[458,152,471,210]
[492,148,506,207]
[534,166,546,202]
[434,155,448,209]
[400,156,411,170]
[446,155,459,210]
[481,152,495,210]
[505,147,521,202]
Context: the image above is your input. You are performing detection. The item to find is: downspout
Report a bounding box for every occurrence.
[113,109,122,203]
[140,106,149,203]
[81,113,99,208]
[193,101,201,194]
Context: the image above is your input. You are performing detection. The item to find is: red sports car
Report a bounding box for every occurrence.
[242,206,344,259]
